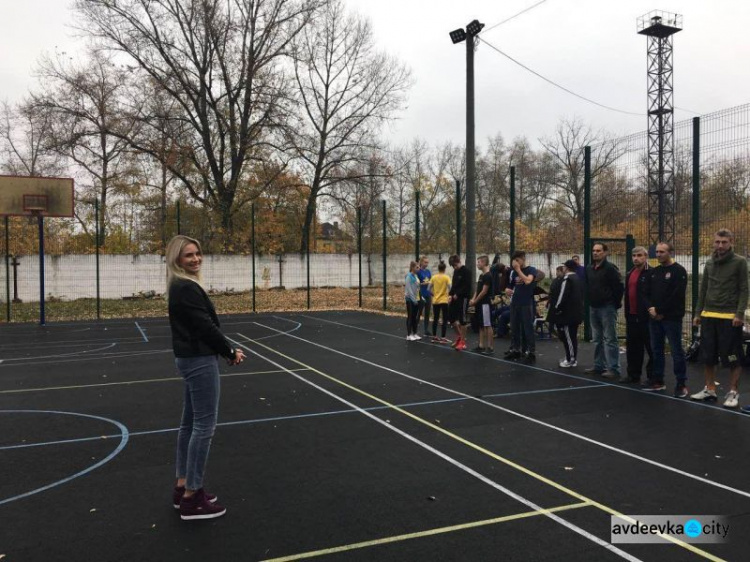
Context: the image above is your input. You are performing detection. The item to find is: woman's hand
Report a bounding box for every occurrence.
[228,348,246,365]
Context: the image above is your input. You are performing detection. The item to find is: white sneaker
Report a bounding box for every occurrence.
[412,334,422,340]
[723,390,740,409]
[690,386,718,401]
[559,359,577,368]
[406,334,414,341]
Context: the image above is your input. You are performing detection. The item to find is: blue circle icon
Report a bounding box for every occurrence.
[684,519,702,538]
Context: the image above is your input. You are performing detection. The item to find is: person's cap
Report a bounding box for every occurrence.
[563,259,578,270]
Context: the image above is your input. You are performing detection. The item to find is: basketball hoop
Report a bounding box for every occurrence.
[23,194,48,225]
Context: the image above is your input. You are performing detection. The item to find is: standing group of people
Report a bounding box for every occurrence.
[403,228,749,410]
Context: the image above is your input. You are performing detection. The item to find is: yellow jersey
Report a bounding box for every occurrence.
[430,273,452,305]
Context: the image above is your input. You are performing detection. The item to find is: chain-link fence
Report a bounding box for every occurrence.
[3,104,750,336]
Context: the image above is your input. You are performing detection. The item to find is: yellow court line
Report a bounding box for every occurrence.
[0,368,308,394]
[244,336,726,562]
[261,501,592,562]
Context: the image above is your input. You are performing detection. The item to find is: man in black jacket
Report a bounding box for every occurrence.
[646,241,688,397]
[585,243,624,377]
[623,246,653,385]
[448,254,472,350]
[549,260,584,367]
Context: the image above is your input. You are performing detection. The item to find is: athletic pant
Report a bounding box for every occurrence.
[406,300,419,335]
[557,323,580,362]
[510,302,535,353]
[419,295,433,335]
[625,315,653,382]
[432,303,448,338]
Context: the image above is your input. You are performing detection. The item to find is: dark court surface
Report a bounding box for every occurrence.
[1,311,748,561]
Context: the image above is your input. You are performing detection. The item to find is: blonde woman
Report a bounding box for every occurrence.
[166,235,246,520]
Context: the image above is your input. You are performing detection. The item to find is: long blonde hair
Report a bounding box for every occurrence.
[165,235,204,293]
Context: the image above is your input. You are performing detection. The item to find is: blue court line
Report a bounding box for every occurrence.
[0,383,604,452]
[0,410,129,507]
[134,322,148,342]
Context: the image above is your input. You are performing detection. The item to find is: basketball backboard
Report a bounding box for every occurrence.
[0,175,74,217]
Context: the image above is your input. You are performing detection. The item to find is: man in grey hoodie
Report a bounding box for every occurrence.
[691,229,749,409]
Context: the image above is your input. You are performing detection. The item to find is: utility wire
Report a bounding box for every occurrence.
[484,0,550,33]
[478,36,643,117]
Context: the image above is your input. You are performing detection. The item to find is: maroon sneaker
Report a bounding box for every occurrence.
[173,486,218,510]
[179,488,226,520]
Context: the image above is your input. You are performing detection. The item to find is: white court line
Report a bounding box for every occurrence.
[249,322,750,501]
[0,343,117,362]
[0,368,309,394]
[134,322,149,342]
[229,336,640,562]
[0,349,171,368]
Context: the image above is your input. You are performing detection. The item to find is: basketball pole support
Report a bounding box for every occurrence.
[38,213,46,325]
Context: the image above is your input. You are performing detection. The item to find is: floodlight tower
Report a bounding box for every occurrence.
[450,19,484,271]
[638,11,682,247]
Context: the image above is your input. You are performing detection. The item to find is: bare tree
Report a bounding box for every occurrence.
[75,0,320,248]
[0,98,61,176]
[33,50,138,240]
[539,117,622,220]
[287,0,411,252]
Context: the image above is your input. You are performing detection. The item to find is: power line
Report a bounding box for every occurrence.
[484,0,551,34]
[477,36,643,117]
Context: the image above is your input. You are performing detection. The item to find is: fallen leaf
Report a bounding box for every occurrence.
[715,455,723,459]
[151,524,157,529]
[259,397,266,401]
[564,466,574,471]
[427,496,436,501]
[90,508,97,513]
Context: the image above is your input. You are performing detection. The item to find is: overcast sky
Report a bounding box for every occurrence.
[2,0,749,150]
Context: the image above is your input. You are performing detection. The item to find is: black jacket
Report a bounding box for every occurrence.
[168,278,235,359]
[548,273,583,325]
[586,259,624,309]
[646,262,688,321]
[623,265,652,320]
[449,265,472,298]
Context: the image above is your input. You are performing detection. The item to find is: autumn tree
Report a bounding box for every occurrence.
[287,0,411,253]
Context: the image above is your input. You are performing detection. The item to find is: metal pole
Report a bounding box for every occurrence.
[626,234,635,272]
[465,33,477,273]
[382,200,387,311]
[455,180,461,256]
[95,198,101,320]
[176,199,181,235]
[357,206,362,308]
[583,146,592,341]
[4,216,9,322]
[415,190,420,261]
[38,214,45,325]
[509,166,516,256]
[306,222,311,310]
[251,203,256,313]
[691,117,700,337]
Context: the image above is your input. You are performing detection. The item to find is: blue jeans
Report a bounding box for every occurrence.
[590,305,620,374]
[175,355,221,491]
[649,319,687,386]
[510,302,535,353]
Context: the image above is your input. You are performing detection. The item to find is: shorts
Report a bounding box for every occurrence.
[701,316,744,367]
[449,297,468,325]
[480,304,492,327]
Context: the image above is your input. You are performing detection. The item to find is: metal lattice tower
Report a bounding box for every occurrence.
[638,11,682,247]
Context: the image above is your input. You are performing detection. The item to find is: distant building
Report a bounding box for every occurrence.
[315,221,353,253]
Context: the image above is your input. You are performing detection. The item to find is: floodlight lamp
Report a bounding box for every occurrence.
[449,28,467,44]
[466,20,484,36]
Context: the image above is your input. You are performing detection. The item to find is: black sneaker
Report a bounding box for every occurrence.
[481,348,495,355]
[584,367,606,375]
[173,486,217,510]
[472,346,486,353]
[179,488,227,521]
[642,382,667,392]
[504,350,521,360]
[521,352,536,365]
[619,376,640,384]
[673,385,689,399]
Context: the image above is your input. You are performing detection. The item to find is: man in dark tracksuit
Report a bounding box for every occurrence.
[646,241,688,396]
[623,246,653,385]
[448,254,473,350]
[585,243,625,377]
[548,260,584,367]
